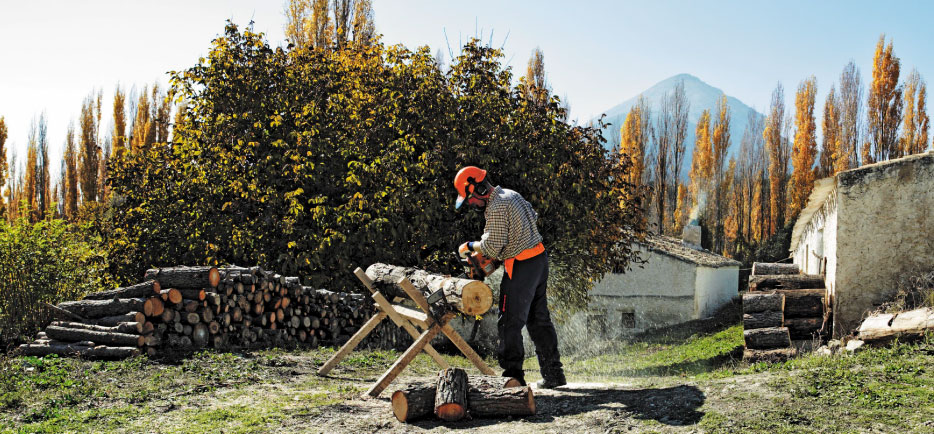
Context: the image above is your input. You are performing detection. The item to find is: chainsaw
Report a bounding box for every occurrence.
[423,251,501,340]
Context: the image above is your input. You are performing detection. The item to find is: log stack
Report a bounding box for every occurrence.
[391,368,533,423]
[743,262,829,361]
[18,265,378,359]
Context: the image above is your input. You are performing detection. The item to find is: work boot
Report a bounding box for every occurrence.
[533,370,566,389]
[502,369,526,386]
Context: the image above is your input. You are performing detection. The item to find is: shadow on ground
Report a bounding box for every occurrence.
[400,384,705,430]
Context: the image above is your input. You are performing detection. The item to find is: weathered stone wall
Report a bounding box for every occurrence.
[834,152,934,335]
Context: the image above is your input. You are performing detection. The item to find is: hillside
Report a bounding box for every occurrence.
[597,73,765,177]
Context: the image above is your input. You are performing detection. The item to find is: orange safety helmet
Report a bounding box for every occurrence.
[453,166,488,209]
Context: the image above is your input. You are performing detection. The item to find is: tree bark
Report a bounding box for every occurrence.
[50,321,142,335]
[18,343,140,359]
[743,310,784,329]
[58,298,144,319]
[143,266,220,289]
[365,263,493,316]
[467,385,536,417]
[748,275,824,291]
[392,384,436,422]
[784,317,823,338]
[743,347,797,362]
[773,289,825,317]
[176,289,206,301]
[743,293,784,314]
[45,325,144,347]
[743,327,791,350]
[434,368,468,421]
[95,312,145,326]
[751,263,799,276]
[83,281,161,300]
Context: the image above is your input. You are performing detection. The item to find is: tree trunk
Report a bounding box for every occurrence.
[467,385,536,417]
[18,343,140,359]
[773,289,825,317]
[143,266,220,289]
[45,325,144,347]
[83,281,161,300]
[365,263,493,316]
[95,312,145,327]
[434,368,468,421]
[858,308,934,342]
[57,298,144,319]
[176,289,206,301]
[748,275,824,291]
[743,310,784,329]
[751,263,799,276]
[743,327,791,350]
[743,293,784,314]
[50,321,142,335]
[392,384,436,422]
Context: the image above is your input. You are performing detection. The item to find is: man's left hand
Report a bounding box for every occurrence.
[458,242,472,258]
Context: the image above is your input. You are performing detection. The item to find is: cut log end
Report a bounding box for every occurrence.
[461,281,494,316]
[435,403,466,421]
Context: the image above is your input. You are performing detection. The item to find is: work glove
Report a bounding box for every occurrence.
[457,241,479,259]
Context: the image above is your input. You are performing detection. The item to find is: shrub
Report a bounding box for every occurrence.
[0,212,111,349]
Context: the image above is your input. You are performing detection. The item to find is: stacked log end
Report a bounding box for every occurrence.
[19,265,378,359]
[391,370,531,423]
[744,263,828,361]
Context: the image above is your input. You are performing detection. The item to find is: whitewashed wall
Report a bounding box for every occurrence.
[694,266,739,318]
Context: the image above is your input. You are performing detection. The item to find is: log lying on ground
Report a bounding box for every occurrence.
[743,310,784,329]
[743,347,797,363]
[391,376,526,422]
[51,321,142,334]
[83,281,161,300]
[748,275,824,291]
[45,325,144,347]
[467,385,535,418]
[365,263,493,316]
[743,327,791,350]
[435,368,469,421]
[143,266,220,289]
[58,298,144,319]
[751,263,799,276]
[743,293,784,314]
[772,289,825,317]
[858,308,934,342]
[17,343,140,359]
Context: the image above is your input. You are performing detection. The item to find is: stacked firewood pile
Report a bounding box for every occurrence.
[391,368,535,422]
[17,266,376,359]
[742,262,828,361]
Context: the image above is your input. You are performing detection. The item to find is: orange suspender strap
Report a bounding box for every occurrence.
[503,243,545,279]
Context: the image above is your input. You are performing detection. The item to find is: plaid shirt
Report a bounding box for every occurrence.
[479,186,543,260]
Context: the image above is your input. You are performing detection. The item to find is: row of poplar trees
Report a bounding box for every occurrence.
[617,34,930,261]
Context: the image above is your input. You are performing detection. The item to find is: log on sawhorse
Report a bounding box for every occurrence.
[316,266,495,397]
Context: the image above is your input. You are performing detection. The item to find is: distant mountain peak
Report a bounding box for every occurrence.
[596,74,765,176]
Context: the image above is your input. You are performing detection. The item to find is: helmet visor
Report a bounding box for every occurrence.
[455,194,466,209]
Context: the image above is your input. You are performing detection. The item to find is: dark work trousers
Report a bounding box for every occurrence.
[497,250,563,380]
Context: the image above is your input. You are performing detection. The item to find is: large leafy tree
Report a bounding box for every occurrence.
[108,23,644,307]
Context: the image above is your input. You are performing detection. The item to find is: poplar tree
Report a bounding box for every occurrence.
[112,85,128,159]
[351,0,375,46]
[838,61,863,171]
[900,69,930,156]
[711,96,731,252]
[524,48,549,107]
[0,117,7,216]
[790,77,818,217]
[130,85,155,152]
[312,0,331,49]
[864,35,902,163]
[620,106,645,186]
[25,132,38,220]
[764,83,789,233]
[63,123,78,220]
[689,108,712,211]
[79,91,101,203]
[36,114,51,219]
[819,86,840,178]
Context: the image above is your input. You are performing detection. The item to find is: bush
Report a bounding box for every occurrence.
[107,23,645,307]
[0,213,112,349]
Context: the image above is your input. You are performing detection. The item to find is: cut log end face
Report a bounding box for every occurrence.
[461,282,493,316]
[391,391,410,422]
[435,403,465,421]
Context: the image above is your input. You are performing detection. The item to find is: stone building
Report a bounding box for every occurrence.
[791,151,934,336]
[584,230,741,336]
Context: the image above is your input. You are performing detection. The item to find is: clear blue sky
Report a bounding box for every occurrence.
[2,0,932,179]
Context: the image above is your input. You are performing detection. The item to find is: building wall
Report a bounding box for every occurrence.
[694,266,740,318]
[793,195,838,301]
[834,152,934,334]
[588,247,698,335]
